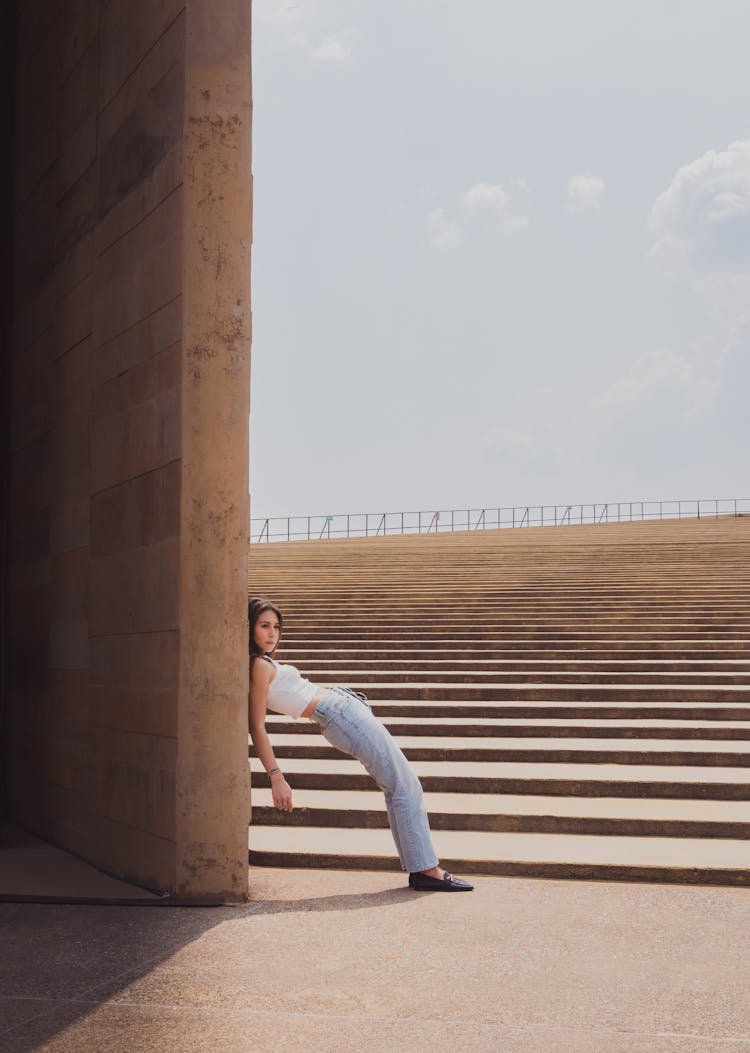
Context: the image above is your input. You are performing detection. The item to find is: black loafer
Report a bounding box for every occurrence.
[409,870,474,892]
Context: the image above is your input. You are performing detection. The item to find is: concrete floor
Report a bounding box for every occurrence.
[0,824,163,904]
[2,866,750,1052]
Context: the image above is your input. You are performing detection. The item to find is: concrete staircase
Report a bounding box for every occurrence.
[247,516,750,885]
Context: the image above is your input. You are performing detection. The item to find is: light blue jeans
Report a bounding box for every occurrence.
[311,686,439,874]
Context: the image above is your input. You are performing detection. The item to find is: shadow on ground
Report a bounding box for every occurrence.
[0,883,414,1051]
[0,903,235,1052]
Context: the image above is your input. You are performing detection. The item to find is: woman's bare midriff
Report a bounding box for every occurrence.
[301,685,329,719]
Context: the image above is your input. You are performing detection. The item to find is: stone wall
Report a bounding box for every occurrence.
[5,1,252,900]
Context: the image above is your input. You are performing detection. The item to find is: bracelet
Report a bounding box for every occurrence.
[268,768,282,777]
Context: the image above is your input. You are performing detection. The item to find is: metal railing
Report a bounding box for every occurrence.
[250,498,749,543]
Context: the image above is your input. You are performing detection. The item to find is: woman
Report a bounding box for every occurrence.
[248,596,474,892]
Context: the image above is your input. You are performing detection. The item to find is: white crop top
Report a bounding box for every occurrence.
[265,659,317,719]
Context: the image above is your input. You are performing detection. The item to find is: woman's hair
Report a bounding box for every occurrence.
[248,596,283,668]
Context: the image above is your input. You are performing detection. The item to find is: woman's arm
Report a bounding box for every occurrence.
[249,658,293,812]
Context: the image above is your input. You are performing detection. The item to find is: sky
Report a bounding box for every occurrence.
[250,0,750,521]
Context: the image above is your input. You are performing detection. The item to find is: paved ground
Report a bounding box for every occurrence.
[2,867,750,1052]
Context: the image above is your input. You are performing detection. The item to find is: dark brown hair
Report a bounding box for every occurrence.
[248,597,283,669]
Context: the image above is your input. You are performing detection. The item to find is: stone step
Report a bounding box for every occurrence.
[247,826,750,886]
[251,758,750,799]
[250,788,750,838]
[293,669,750,685]
[282,614,750,623]
[280,632,750,643]
[342,683,750,702]
[280,647,750,659]
[366,700,750,719]
[284,658,750,672]
[265,715,750,739]
[275,606,750,614]
[251,733,750,767]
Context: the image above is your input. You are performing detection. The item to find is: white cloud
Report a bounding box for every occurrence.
[461,181,529,230]
[599,348,714,415]
[253,0,315,33]
[482,344,721,502]
[649,138,750,279]
[566,174,605,214]
[254,1,356,63]
[426,207,461,250]
[307,33,352,61]
[426,178,529,249]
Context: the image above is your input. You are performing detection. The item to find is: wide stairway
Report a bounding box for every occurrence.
[247,516,750,885]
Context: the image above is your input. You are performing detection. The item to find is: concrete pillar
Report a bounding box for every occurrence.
[5,0,252,901]
[175,2,253,899]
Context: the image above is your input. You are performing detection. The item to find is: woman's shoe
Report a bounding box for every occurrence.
[409,871,474,891]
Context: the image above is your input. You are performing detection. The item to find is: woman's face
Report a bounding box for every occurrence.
[253,610,281,655]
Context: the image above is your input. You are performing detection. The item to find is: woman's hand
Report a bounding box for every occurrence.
[270,771,293,812]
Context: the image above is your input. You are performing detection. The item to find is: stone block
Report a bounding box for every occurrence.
[90,685,178,740]
[87,752,155,830]
[11,328,54,451]
[14,169,57,305]
[45,735,88,792]
[41,784,91,850]
[93,189,182,348]
[91,458,180,558]
[99,0,185,110]
[48,668,89,738]
[11,432,52,517]
[60,0,100,82]
[87,738,176,842]
[9,556,52,592]
[90,386,180,494]
[54,273,93,360]
[52,545,89,585]
[90,726,177,771]
[50,495,90,555]
[9,509,51,565]
[96,341,180,417]
[49,619,89,670]
[13,274,56,354]
[90,631,179,690]
[56,164,98,262]
[55,228,95,298]
[89,538,179,636]
[60,36,99,137]
[96,143,184,255]
[16,1,63,71]
[60,36,98,138]
[85,812,175,891]
[59,111,98,200]
[50,567,87,621]
[14,26,62,207]
[98,57,184,219]
[93,297,181,387]
[52,338,92,480]
[7,585,50,688]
